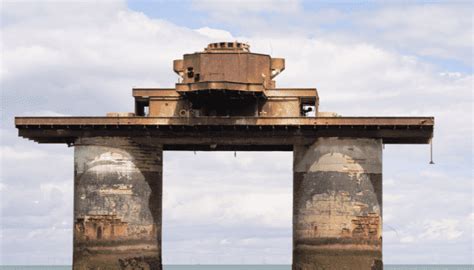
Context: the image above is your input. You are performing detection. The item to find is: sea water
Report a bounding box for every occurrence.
[1,265,473,270]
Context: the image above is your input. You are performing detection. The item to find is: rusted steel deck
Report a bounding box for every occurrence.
[15,116,434,149]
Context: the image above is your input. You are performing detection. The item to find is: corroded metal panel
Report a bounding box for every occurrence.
[15,116,434,127]
[293,138,383,270]
[73,137,162,270]
[260,98,300,117]
[149,98,186,117]
[15,116,435,145]
[175,42,278,92]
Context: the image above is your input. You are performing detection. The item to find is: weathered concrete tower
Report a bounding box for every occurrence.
[16,42,433,270]
[293,138,383,269]
[73,138,163,268]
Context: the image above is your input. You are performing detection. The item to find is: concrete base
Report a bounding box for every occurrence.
[293,138,383,270]
[73,137,162,270]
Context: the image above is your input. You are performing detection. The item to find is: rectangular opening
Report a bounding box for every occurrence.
[135,99,149,116]
[163,151,292,265]
[187,67,194,78]
[300,98,316,117]
[144,105,149,116]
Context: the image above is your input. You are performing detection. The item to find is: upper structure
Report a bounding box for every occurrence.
[15,42,434,149]
[174,41,284,93]
[135,42,316,118]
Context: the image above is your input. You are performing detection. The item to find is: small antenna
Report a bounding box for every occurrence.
[429,139,435,164]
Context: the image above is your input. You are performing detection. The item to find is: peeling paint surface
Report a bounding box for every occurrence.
[294,138,382,174]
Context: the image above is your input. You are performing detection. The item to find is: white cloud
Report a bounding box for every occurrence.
[384,178,396,187]
[384,194,404,203]
[165,188,292,228]
[0,146,50,161]
[1,1,217,118]
[353,4,472,63]
[195,27,234,40]
[163,152,292,230]
[400,236,415,243]
[190,2,472,66]
[18,110,71,117]
[420,219,464,241]
[192,0,301,14]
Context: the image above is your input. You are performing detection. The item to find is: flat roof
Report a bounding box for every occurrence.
[132,88,318,98]
[15,116,434,150]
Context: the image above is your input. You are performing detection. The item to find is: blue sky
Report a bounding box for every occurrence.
[0,0,472,265]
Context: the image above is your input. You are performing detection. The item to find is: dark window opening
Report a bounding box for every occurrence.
[187,67,194,78]
[135,100,150,116]
[300,98,317,117]
[144,105,149,116]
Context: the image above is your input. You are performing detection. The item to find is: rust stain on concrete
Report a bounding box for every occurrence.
[75,214,128,241]
[73,137,162,269]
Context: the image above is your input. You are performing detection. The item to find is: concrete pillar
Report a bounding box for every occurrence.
[293,138,383,270]
[73,137,162,270]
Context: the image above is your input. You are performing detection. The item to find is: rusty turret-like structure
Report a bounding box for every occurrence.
[15,42,434,270]
[175,41,282,93]
[134,41,317,118]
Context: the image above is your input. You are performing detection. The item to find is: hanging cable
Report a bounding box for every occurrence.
[429,139,435,164]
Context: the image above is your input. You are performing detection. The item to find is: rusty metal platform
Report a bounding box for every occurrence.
[15,116,434,150]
